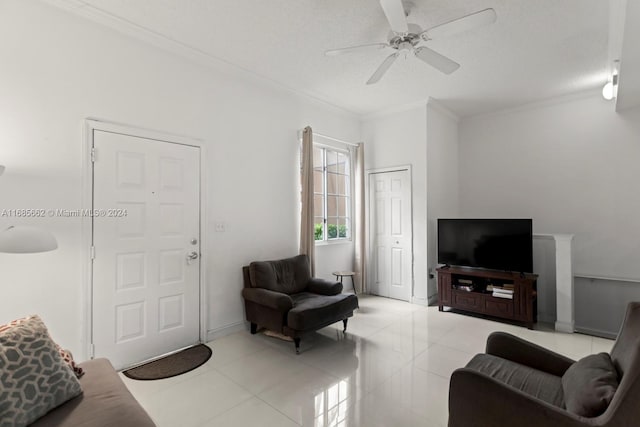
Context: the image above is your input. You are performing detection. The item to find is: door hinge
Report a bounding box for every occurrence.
[90,246,95,259]
[90,147,96,162]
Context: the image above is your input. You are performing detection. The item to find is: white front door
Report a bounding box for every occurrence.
[368,169,412,301]
[92,130,201,370]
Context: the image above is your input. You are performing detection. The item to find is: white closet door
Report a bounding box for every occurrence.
[369,169,412,301]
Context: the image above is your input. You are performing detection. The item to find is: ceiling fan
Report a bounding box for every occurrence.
[325,0,497,85]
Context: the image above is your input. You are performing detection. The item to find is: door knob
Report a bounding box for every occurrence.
[186,251,199,264]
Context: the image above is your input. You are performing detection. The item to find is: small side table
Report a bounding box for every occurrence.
[332,271,357,295]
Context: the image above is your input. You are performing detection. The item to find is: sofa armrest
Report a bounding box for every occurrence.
[449,368,595,427]
[307,278,343,295]
[242,288,293,311]
[486,332,575,377]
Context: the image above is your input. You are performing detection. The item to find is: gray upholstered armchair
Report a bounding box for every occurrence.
[241,254,359,354]
[449,302,640,427]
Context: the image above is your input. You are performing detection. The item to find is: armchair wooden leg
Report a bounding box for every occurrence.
[294,337,301,354]
[250,323,258,334]
[343,318,348,333]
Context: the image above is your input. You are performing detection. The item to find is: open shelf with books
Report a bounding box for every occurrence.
[437,266,538,329]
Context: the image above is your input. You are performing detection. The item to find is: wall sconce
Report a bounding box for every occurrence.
[602,60,620,101]
[0,226,58,253]
[0,166,58,253]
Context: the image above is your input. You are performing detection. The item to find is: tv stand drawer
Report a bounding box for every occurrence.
[484,298,514,318]
[453,291,481,310]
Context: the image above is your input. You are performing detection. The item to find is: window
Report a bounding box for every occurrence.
[313,145,351,242]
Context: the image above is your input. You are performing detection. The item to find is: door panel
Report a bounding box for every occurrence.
[368,169,412,301]
[92,130,200,370]
[391,248,403,285]
[391,198,402,235]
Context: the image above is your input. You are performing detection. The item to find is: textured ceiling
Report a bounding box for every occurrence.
[51,0,610,117]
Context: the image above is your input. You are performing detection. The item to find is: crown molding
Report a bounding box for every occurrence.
[361,99,429,121]
[462,88,603,121]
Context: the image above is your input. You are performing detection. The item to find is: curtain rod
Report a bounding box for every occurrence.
[298,130,360,147]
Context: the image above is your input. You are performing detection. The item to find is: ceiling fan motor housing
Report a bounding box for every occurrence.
[388,23,423,50]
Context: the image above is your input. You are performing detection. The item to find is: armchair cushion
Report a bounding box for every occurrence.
[249,255,311,295]
[241,288,293,311]
[288,292,358,331]
[562,352,619,417]
[466,353,565,408]
[307,278,343,295]
[449,368,585,427]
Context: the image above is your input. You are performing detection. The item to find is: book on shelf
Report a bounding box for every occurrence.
[458,279,473,285]
[492,288,514,295]
[492,292,513,299]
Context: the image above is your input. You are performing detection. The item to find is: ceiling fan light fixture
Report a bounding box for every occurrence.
[398,41,413,52]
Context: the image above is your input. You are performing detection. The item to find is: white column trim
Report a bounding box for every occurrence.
[554,234,575,333]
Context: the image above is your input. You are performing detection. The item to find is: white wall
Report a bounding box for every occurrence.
[361,106,428,302]
[0,0,360,359]
[426,101,460,302]
[459,93,640,281]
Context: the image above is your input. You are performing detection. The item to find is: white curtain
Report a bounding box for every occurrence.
[299,126,315,275]
[350,143,366,293]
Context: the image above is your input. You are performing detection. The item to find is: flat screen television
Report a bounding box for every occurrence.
[437,218,533,273]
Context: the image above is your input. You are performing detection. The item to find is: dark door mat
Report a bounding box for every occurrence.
[123,344,212,380]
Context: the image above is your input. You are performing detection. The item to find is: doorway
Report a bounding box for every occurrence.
[87,122,203,369]
[367,167,413,301]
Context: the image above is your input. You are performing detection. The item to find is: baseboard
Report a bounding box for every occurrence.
[411,296,429,306]
[554,320,575,333]
[574,326,617,339]
[427,294,439,306]
[206,321,246,342]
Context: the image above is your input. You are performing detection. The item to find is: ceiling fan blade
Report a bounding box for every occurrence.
[325,43,389,57]
[366,52,399,85]
[380,0,409,33]
[415,46,460,74]
[423,8,496,40]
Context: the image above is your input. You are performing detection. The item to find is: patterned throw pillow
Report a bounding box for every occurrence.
[0,315,83,379]
[0,315,83,427]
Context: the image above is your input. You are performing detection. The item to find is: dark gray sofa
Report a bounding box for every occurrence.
[448,302,640,427]
[30,358,155,427]
[242,254,359,353]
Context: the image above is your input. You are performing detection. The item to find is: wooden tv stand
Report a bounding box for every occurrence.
[436,266,538,329]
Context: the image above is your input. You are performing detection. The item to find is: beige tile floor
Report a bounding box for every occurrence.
[121,295,615,427]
